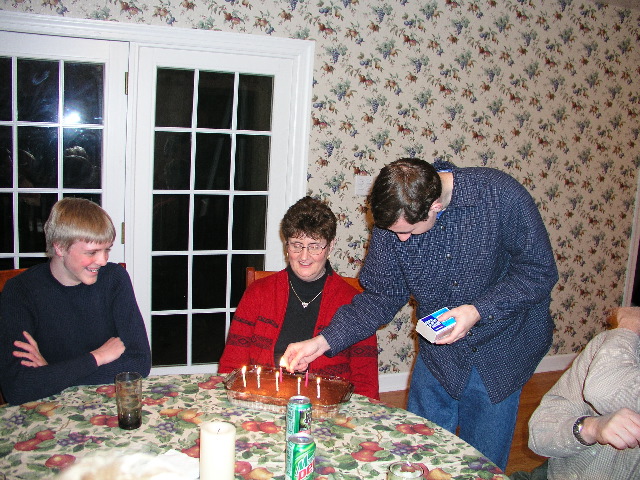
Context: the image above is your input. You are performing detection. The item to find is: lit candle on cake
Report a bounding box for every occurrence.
[316,377,321,399]
[305,370,309,387]
[297,376,301,395]
[279,357,285,382]
[241,366,247,388]
[275,371,279,392]
[256,366,261,389]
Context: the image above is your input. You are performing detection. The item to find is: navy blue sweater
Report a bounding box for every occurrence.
[0,262,151,404]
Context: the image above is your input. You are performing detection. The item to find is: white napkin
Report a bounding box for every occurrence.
[155,449,200,479]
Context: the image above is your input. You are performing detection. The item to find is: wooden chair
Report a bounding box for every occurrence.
[0,268,27,292]
[246,266,363,292]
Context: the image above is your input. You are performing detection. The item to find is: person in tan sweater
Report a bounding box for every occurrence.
[524,307,640,480]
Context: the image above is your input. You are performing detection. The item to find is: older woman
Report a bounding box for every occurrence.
[218,196,379,398]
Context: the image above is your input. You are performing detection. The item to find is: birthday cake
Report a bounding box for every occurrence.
[224,366,354,417]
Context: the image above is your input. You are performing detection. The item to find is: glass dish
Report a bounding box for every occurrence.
[223,365,354,418]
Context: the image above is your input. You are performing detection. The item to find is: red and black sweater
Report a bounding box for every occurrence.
[218,269,379,399]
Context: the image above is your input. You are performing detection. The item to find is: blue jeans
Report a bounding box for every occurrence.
[407,355,521,472]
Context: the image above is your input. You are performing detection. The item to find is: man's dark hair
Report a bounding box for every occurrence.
[369,158,442,229]
[281,196,337,242]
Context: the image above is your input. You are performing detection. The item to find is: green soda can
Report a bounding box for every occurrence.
[286,395,312,436]
[285,432,315,480]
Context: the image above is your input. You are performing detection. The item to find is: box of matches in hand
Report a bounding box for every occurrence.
[416,307,456,343]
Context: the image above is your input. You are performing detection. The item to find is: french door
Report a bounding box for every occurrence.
[0,31,128,268]
[130,46,303,374]
[0,12,313,375]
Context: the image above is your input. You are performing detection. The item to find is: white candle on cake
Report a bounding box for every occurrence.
[241,366,247,388]
[199,421,236,480]
[256,366,262,389]
[316,376,321,399]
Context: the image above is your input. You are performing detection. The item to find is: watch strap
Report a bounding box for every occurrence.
[573,416,596,446]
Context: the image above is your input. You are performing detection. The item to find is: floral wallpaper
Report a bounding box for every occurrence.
[3,0,639,375]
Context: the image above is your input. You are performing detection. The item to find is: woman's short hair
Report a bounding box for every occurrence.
[281,196,337,242]
[44,197,116,257]
[369,158,442,229]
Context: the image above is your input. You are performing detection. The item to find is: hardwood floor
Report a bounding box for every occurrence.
[379,369,565,477]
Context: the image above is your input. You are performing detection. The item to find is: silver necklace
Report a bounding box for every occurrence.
[289,281,323,309]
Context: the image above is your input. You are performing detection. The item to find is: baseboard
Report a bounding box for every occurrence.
[378,353,577,393]
[379,372,410,393]
[534,353,576,372]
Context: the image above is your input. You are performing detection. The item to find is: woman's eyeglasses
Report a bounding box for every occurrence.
[286,242,328,255]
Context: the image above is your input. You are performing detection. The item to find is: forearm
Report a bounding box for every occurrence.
[2,354,99,405]
[529,394,594,457]
[583,329,640,413]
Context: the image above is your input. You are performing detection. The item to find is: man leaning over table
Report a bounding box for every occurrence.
[283,158,558,472]
[515,307,640,480]
[0,198,151,405]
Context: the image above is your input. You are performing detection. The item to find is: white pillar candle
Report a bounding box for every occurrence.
[200,421,236,480]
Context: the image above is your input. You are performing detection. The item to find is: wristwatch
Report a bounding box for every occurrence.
[573,416,596,446]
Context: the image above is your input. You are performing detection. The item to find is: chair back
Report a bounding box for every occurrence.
[246,266,363,292]
[0,268,27,292]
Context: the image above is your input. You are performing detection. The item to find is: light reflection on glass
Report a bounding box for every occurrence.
[64,111,81,124]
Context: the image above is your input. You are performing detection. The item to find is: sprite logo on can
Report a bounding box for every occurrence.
[285,432,315,480]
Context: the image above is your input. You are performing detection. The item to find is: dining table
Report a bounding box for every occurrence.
[0,373,509,480]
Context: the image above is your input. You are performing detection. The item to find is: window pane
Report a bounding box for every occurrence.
[231,254,264,308]
[192,312,226,364]
[235,135,269,191]
[237,74,272,131]
[18,192,56,253]
[0,258,12,269]
[155,68,194,128]
[194,133,231,190]
[151,314,187,367]
[18,126,58,188]
[232,195,266,249]
[0,126,12,188]
[192,254,226,309]
[64,62,104,125]
[0,193,12,253]
[193,195,228,250]
[0,56,11,121]
[17,59,59,123]
[152,255,187,311]
[63,128,101,189]
[197,71,233,130]
[18,257,48,269]
[154,131,191,190]
[153,194,190,251]
[62,192,101,205]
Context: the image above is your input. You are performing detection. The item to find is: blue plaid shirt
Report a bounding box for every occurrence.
[323,166,558,403]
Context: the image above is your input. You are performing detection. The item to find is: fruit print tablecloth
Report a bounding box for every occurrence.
[0,373,508,480]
